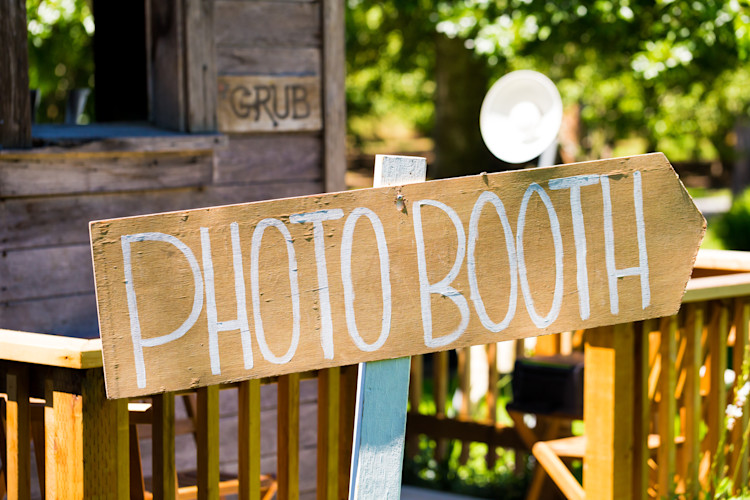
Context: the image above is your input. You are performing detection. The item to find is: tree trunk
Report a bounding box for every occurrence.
[0,0,31,148]
[432,34,499,178]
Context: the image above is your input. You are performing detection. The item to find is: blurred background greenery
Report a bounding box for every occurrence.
[346,0,750,173]
[25,0,750,249]
[27,0,94,124]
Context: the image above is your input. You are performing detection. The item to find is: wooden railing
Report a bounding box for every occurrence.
[406,249,750,498]
[0,332,357,499]
[2,249,749,499]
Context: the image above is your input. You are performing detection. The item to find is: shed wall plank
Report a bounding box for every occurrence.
[150,0,186,130]
[0,153,213,197]
[185,0,218,133]
[0,245,93,302]
[217,47,320,76]
[215,1,321,48]
[1,294,99,338]
[322,0,347,192]
[1,181,323,250]
[214,134,322,184]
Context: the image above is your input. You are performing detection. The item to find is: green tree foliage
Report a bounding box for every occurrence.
[26,0,95,123]
[715,187,750,250]
[347,0,750,163]
[346,0,438,143]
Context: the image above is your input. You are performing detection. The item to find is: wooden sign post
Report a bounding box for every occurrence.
[90,152,705,496]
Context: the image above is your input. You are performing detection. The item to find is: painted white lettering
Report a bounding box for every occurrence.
[413,199,469,348]
[121,232,204,388]
[200,224,253,375]
[601,171,650,314]
[516,184,564,328]
[290,209,345,359]
[250,219,300,364]
[340,207,392,352]
[467,191,517,332]
[548,175,600,320]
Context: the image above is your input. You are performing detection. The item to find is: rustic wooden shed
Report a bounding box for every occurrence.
[0,0,346,339]
[1,4,347,496]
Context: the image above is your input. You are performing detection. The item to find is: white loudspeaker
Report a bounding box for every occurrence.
[479,70,563,165]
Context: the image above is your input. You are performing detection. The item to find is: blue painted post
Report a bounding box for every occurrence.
[348,155,427,500]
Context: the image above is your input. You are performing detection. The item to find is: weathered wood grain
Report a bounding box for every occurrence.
[322,0,347,192]
[0,0,31,148]
[214,134,322,185]
[237,379,261,500]
[1,294,99,338]
[633,320,650,500]
[1,181,323,250]
[197,385,221,499]
[185,0,218,133]
[44,376,84,498]
[707,303,729,480]
[278,373,300,500]
[657,316,677,498]
[583,325,636,499]
[215,2,321,48]
[217,75,322,133]
[683,306,704,499]
[80,370,130,498]
[150,0,186,131]
[152,393,177,499]
[217,47,320,76]
[0,329,101,368]
[337,365,357,497]
[90,153,705,399]
[0,245,93,302]
[0,152,213,197]
[317,368,340,500]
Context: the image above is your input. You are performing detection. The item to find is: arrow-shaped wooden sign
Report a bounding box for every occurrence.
[90,153,705,399]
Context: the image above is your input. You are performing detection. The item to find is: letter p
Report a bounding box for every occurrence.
[121,233,204,389]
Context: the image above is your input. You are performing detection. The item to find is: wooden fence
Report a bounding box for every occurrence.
[0,332,357,499]
[2,248,750,499]
[406,249,750,499]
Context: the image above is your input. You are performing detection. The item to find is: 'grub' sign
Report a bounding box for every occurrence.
[217,75,321,133]
[90,154,704,399]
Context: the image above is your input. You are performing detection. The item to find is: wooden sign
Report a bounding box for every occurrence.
[217,75,322,133]
[90,153,705,399]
